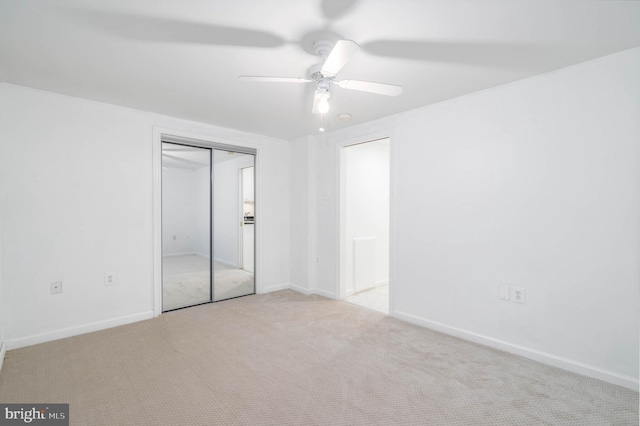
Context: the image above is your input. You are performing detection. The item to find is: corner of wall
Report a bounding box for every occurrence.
[287,283,337,300]
[0,341,6,375]
[289,136,313,293]
[0,166,5,375]
[261,283,290,294]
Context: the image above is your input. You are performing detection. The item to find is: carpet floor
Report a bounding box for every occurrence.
[0,290,637,425]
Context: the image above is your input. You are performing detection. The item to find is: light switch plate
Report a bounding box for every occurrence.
[499,285,510,301]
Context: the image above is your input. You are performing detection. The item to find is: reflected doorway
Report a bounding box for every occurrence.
[161,142,255,311]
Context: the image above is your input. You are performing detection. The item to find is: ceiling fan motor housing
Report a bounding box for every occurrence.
[312,40,334,58]
[309,63,334,82]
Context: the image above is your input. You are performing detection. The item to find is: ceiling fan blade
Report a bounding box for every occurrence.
[336,80,403,96]
[321,0,360,20]
[238,76,312,83]
[321,40,360,77]
[65,8,285,48]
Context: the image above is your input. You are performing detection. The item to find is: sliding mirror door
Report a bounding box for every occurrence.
[162,143,212,311]
[161,141,256,311]
[212,149,255,301]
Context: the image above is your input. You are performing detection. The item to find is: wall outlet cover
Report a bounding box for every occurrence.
[104,273,117,286]
[511,287,526,304]
[50,281,62,294]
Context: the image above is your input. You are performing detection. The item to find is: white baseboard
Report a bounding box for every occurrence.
[0,341,6,374]
[261,283,290,294]
[288,283,311,295]
[376,279,389,287]
[311,288,337,299]
[6,311,154,350]
[162,252,195,257]
[288,284,337,300]
[163,252,210,259]
[214,258,238,268]
[393,310,639,392]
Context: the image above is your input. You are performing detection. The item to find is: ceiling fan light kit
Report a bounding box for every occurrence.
[239,38,403,128]
[314,90,330,114]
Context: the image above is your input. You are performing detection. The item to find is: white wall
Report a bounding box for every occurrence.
[0,83,290,347]
[289,136,312,293]
[291,48,640,388]
[345,140,390,293]
[162,167,207,256]
[0,204,5,370]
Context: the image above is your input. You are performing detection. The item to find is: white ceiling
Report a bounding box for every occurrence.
[1,0,639,140]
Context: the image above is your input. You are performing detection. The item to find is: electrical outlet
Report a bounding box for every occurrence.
[104,273,117,286]
[50,281,62,294]
[499,285,510,301]
[511,287,526,304]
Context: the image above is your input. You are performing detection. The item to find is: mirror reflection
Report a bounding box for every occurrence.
[213,149,255,301]
[161,143,255,311]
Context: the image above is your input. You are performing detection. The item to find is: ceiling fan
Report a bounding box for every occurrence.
[238,39,403,115]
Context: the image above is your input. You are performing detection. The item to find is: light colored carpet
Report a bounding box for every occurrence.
[162,254,254,310]
[0,290,637,425]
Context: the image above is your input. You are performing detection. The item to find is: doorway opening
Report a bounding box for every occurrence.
[340,138,390,314]
[161,141,256,312]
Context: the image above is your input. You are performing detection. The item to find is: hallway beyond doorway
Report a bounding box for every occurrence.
[344,285,389,314]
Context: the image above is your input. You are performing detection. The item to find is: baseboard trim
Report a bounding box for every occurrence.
[214,258,238,268]
[393,310,639,391]
[288,284,311,295]
[310,288,337,299]
[0,341,6,374]
[6,311,154,350]
[261,283,290,294]
[376,279,389,287]
[288,284,337,300]
[162,252,195,257]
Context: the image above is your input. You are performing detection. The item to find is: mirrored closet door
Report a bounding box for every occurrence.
[161,142,255,311]
[212,149,255,302]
